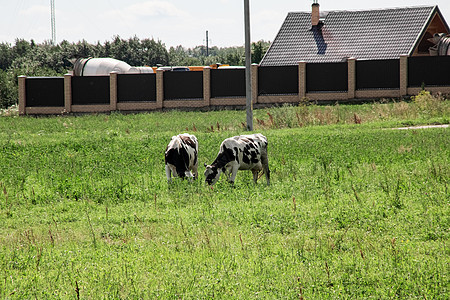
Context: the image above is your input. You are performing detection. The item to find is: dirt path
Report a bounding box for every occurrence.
[394,124,449,130]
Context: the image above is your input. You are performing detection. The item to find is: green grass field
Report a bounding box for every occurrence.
[0,98,449,298]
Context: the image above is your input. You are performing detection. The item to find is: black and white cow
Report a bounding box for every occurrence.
[204,133,270,185]
[165,133,198,183]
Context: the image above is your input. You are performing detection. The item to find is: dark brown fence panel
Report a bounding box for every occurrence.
[408,56,450,87]
[258,66,298,95]
[164,71,203,100]
[211,69,245,98]
[72,76,110,105]
[117,73,156,102]
[307,62,347,92]
[356,59,399,89]
[25,77,64,107]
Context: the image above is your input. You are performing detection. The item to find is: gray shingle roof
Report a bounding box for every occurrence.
[260,6,439,66]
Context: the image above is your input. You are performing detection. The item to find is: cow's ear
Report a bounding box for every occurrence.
[204,163,207,168]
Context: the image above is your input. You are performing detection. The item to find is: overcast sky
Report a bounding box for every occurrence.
[1,0,449,48]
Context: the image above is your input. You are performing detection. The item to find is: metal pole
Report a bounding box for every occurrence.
[206,30,209,57]
[244,0,253,131]
[50,0,56,45]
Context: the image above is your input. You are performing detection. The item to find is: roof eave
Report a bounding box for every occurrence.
[436,5,450,32]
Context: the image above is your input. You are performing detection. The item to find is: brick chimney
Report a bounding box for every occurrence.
[311,1,320,26]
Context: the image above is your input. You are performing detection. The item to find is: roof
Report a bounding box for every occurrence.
[260,5,446,66]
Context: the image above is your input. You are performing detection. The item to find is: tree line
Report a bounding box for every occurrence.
[0,36,270,108]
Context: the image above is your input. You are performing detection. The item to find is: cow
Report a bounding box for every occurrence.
[204,133,270,186]
[165,133,198,183]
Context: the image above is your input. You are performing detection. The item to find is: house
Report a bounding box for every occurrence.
[260,2,450,66]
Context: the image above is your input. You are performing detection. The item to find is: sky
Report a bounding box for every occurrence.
[1,0,449,48]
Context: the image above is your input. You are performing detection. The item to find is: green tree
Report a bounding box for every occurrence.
[0,43,13,70]
[140,38,169,66]
[0,69,16,108]
[168,45,201,66]
[252,40,270,64]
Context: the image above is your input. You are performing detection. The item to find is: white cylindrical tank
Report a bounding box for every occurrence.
[128,66,154,74]
[73,57,140,76]
[428,33,450,56]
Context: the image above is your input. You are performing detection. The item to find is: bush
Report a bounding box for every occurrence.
[0,69,16,108]
[411,90,447,117]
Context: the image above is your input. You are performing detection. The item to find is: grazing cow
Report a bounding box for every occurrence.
[204,133,270,185]
[165,133,198,183]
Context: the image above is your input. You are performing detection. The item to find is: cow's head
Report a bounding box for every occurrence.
[204,164,221,185]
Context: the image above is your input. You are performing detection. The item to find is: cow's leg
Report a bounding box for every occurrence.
[261,154,270,185]
[185,171,194,182]
[221,166,230,181]
[228,165,239,184]
[191,163,198,180]
[252,169,259,184]
[165,164,172,183]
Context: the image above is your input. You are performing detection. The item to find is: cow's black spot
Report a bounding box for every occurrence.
[215,146,236,168]
[165,147,189,177]
[243,146,251,157]
[180,135,196,149]
[251,151,259,163]
[234,147,240,164]
[243,154,250,164]
[193,149,198,165]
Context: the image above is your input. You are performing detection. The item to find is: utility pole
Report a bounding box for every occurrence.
[206,30,209,57]
[50,0,56,45]
[244,0,253,131]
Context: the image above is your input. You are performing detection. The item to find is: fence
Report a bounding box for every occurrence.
[19,55,450,115]
[307,62,347,92]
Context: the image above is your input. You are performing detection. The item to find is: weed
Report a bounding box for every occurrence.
[254,92,449,130]
[353,113,362,124]
[86,208,97,247]
[0,104,18,116]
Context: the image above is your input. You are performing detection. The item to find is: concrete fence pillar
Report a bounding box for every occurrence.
[156,69,164,109]
[110,71,118,111]
[298,61,306,99]
[347,57,356,99]
[64,73,72,113]
[251,64,258,103]
[400,55,408,97]
[18,75,26,115]
[203,67,211,107]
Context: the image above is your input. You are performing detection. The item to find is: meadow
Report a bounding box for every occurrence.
[0,96,449,299]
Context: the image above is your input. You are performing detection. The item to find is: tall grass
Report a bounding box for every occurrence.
[0,95,448,298]
[256,91,449,129]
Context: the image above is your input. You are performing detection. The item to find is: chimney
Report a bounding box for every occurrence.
[311,1,320,27]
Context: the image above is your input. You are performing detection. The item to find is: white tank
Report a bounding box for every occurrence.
[128,66,155,74]
[428,33,450,56]
[73,57,154,76]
